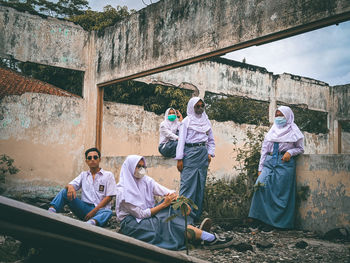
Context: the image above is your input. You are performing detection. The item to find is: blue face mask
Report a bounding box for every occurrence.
[275,116,287,127]
[168,114,176,121]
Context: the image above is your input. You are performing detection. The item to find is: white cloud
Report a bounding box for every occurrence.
[88,0,157,12]
[224,21,350,85]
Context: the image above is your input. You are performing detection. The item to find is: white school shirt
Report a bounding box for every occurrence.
[258,139,304,171]
[69,168,117,210]
[117,181,175,222]
[159,123,179,144]
[175,124,215,160]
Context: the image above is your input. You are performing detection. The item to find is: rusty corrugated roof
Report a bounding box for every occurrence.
[0,67,80,99]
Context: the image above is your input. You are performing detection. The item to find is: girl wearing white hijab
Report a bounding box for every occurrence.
[175,97,215,223]
[116,155,231,250]
[249,106,304,231]
[158,108,183,158]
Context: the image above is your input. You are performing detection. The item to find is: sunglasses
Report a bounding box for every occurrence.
[195,104,205,109]
[87,155,99,160]
[136,164,146,168]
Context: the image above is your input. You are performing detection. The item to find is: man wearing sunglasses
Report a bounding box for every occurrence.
[48,148,117,227]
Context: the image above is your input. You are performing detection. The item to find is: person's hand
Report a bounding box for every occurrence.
[208,154,212,165]
[67,185,76,201]
[258,171,262,176]
[163,193,178,207]
[84,209,97,221]
[176,110,183,122]
[282,152,291,162]
[177,160,183,172]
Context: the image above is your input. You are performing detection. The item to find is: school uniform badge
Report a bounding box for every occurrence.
[99,185,105,192]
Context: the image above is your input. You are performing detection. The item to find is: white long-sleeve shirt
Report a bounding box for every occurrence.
[175,124,215,160]
[159,123,179,144]
[117,182,175,222]
[258,139,304,171]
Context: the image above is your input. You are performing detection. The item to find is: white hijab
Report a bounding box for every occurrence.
[160,107,180,132]
[183,97,211,133]
[265,106,304,143]
[116,155,156,216]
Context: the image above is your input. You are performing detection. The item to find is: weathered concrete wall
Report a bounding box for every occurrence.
[101,101,330,188]
[274,74,330,112]
[333,84,350,120]
[296,154,350,234]
[0,6,89,71]
[138,59,274,101]
[95,0,350,84]
[0,93,88,186]
[138,59,332,112]
[343,132,350,154]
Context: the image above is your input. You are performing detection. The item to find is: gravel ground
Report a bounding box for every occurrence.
[101,214,350,263]
[186,225,350,263]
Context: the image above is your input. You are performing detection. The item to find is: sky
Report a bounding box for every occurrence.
[88,0,350,86]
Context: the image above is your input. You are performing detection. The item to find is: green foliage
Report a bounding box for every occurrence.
[204,92,270,125]
[69,5,135,32]
[0,0,89,18]
[341,120,350,133]
[0,155,19,193]
[166,195,197,255]
[203,126,267,223]
[203,175,251,220]
[288,105,328,134]
[253,181,265,192]
[18,61,84,96]
[234,126,268,187]
[104,81,193,116]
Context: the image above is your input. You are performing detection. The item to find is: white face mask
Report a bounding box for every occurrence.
[134,167,147,179]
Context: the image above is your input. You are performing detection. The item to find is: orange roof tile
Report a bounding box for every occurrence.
[0,67,80,99]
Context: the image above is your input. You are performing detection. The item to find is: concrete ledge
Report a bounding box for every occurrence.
[296,154,350,234]
[0,196,207,263]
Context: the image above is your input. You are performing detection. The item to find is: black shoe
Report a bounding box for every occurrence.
[199,218,212,232]
[259,224,274,233]
[203,233,233,249]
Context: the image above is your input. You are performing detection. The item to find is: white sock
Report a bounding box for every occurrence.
[200,231,215,242]
[48,207,56,213]
[87,219,96,225]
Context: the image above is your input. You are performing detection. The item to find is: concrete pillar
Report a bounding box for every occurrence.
[269,77,277,123]
[82,32,98,150]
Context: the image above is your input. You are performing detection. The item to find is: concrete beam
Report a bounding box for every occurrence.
[0,6,89,71]
[0,196,207,263]
[95,0,350,85]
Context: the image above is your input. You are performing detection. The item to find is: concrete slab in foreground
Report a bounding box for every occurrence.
[0,196,208,263]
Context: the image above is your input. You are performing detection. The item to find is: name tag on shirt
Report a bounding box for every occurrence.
[99,185,105,192]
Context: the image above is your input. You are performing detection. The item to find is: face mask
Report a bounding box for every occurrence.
[168,114,176,121]
[195,108,204,115]
[134,167,147,179]
[275,116,287,127]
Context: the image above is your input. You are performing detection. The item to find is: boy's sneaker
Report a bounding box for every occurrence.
[199,218,212,232]
[203,233,233,249]
[48,207,56,213]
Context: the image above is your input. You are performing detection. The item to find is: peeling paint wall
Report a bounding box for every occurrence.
[0,6,89,71]
[101,101,330,188]
[138,59,273,101]
[0,93,87,186]
[296,154,350,234]
[94,0,350,84]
